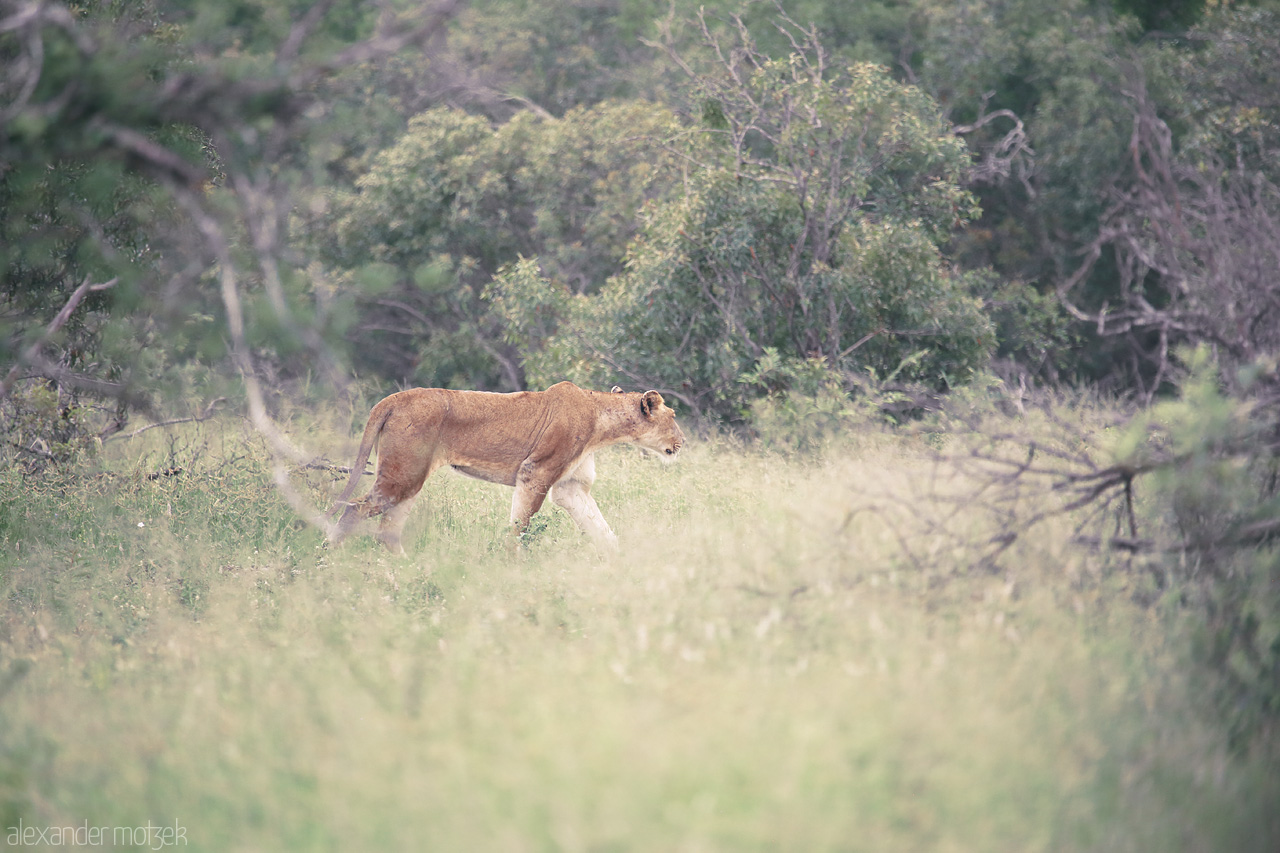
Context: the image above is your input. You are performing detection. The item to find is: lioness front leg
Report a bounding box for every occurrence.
[550,455,617,548]
[551,481,617,548]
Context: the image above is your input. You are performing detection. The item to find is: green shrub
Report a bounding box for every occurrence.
[1124,348,1280,748]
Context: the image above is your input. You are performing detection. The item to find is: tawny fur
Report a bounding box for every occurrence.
[328,381,684,554]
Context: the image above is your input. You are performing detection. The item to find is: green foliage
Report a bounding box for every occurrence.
[0,58,201,420]
[1120,347,1280,748]
[1038,6,1280,395]
[726,0,913,67]
[321,100,681,388]
[523,46,993,420]
[1164,6,1280,178]
[446,0,670,115]
[484,258,570,351]
[966,269,1077,378]
[0,384,98,470]
[9,0,1280,458]
[1,0,428,454]
[739,350,864,455]
[921,1,1280,390]
[1114,0,1208,32]
[682,53,979,246]
[915,0,1142,384]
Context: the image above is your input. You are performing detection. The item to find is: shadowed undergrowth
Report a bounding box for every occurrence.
[0,413,1277,851]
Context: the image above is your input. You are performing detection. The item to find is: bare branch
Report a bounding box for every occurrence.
[1056,62,1280,392]
[107,398,226,441]
[276,0,336,65]
[90,120,207,188]
[172,185,339,538]
[293,0,460,89]
[1,276,118,401]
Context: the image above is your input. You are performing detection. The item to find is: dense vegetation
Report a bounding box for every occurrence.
[2,0,1279,847]
[7,0,1280,410]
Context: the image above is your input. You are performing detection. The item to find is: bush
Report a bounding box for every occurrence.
[1120,348,1280,748]
[508,21,995,422]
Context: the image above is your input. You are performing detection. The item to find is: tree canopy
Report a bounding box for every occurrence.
[4,0,1280,436]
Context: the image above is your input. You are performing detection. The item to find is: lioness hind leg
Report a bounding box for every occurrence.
[329,481,420,556]
[376,498,416,556]
[328,501,363,546]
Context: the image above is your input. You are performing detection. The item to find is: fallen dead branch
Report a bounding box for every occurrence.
[857,384,1280,574]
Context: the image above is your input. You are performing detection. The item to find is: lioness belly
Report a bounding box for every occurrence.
[449,463,518,486]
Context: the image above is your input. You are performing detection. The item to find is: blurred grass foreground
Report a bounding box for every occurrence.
[1,400,1277,852]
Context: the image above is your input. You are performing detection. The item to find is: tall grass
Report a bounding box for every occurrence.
[1,406,1276,851]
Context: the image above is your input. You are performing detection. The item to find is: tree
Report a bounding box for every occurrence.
[320,98,681,390]
[1,0,212,459]
[517,10,993,420]
[1,0,459,517]
[1057,8,1280,401]
[431,0,668,118]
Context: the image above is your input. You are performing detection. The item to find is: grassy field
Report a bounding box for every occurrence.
[1,401,1277,852]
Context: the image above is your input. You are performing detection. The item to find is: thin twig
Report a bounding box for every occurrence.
[108,398,227,441]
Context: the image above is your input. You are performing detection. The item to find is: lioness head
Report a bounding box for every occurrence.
[634,389,684,459]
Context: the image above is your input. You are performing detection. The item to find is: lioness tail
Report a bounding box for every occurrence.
[328,398,394,517]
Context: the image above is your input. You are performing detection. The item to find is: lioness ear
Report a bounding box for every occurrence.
[610,385,624,394]
[640,390,665,417]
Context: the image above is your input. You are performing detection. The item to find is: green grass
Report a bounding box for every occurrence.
[1,413,1277,851]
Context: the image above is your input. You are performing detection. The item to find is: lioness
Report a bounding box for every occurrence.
[328,381,684,554]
